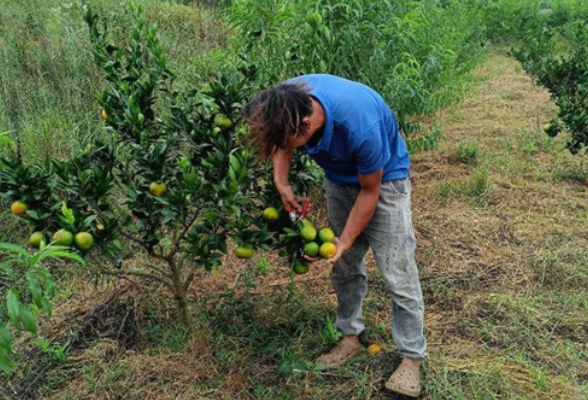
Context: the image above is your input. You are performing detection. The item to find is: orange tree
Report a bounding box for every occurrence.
[80,5,322,326]
[0,4,321,332]
[1,5,321,329]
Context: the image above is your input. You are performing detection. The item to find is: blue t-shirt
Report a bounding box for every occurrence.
[287,74,409,186]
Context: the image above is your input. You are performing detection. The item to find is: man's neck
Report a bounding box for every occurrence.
[307,97,326,146]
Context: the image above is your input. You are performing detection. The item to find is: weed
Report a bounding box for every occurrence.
[452,140,480,165]
[255,257,272,276]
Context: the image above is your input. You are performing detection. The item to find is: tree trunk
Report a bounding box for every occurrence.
[175,290,191,327]
[168,257,192,327]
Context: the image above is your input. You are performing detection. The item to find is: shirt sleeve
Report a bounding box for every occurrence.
[355,123,385,175]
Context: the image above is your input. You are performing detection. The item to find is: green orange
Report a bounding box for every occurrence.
[215,114,233,129]
[299,219,314,229]
[303,242,319,257]
[75,232,95,251]
[53,229,74,246]
[318,227,336,244]
[262,207,280,221]
[300,226,317,242]
[235,245,254,259]
[293,260,309,275]
[29,232,45,248]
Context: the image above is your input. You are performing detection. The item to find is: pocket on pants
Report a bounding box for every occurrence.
[383,179,409,197]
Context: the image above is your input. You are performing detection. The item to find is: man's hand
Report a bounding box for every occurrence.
[277,184,311,213]
[302,237,351,264]
[327,237,351,264]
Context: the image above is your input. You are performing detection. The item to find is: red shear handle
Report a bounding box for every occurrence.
[286,199,311,215]
[300,199,311,218]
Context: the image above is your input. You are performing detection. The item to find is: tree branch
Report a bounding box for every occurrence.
[170,206,202,258]
[182,267,198,293]
[98,266,173,289]
[145,262,170,278]
[120,231,167,261]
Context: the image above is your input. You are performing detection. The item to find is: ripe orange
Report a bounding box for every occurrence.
[367,344,382,355]
[149,181,167,197]
[11,200,28,216]
[319,242,337,259]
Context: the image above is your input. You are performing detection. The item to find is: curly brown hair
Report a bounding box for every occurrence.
[242,81,313,159]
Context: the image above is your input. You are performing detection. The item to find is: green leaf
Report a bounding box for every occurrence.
[7,289,19,329]
[83,215,97,227]
[19,305,37,334]
[0,326,13,352]
[0,264,16,281]
[229,154,241,173]
[0,131,16,151]
[37,250,86,266]
[0,243,29,257]
[61,201,75,226]
[0,348,14,375]
[230,205,241,218]
[26,272,43,309]
[42,298,52,317]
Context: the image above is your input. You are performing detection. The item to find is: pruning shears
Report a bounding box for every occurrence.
[288,198,311,227]
[288,198,312,264]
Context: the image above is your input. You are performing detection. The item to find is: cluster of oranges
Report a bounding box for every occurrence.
[10,201,95,251]
[10,179,169,252]
[298,220,337,259]
[240,207,338,275]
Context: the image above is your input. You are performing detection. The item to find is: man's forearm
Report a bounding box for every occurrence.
[340,189,379,246]
[272,148,293,191]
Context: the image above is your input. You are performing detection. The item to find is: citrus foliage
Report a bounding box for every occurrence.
[228,0,486,128]
[0,242,85,374]
[514,20,588,154]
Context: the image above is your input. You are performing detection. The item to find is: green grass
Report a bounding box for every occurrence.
[141,314,193,353]
[0,0,227,164]
[434,167,494,207]
[452,139,480,165]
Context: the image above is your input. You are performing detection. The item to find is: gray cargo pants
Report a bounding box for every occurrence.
[323,177,427,359]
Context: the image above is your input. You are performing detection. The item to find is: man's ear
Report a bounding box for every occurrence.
[302,117,312,132]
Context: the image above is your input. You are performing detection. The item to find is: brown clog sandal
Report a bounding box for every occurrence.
[385,361,422,397]
[315,336,362,369]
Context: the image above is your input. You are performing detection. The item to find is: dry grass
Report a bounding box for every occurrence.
[6,49,588,400]
[412,49,588,399]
